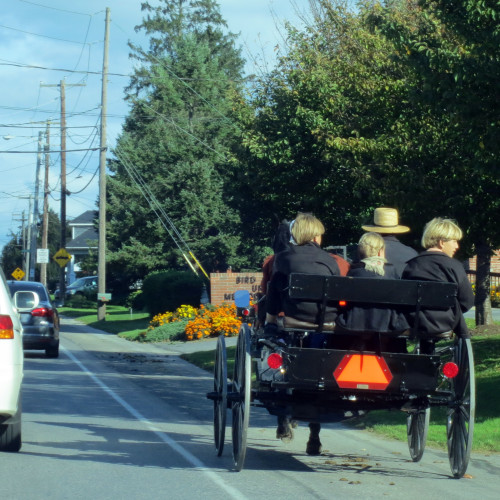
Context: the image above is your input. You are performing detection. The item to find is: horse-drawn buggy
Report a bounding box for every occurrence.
[206,273,475,478]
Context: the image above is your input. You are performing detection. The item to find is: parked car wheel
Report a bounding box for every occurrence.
[0,401,22,452]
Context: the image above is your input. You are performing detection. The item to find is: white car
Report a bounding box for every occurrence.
[0,268,23,451]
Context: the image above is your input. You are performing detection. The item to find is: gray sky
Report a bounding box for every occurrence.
[0,0,311,254]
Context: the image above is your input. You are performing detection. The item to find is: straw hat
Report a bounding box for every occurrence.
[362,207,410,234]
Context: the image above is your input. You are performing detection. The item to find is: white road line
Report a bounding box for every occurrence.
[62,346,248,500]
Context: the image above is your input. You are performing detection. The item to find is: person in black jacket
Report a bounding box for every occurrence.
[265,213,340,327]
[362,207,418,277]
[402,217,474,342]
[335,232,409,351]
[265,213,340,456]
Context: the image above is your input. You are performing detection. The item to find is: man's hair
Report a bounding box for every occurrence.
[421,217,463,249]
[291,212,325,245]
[358,232,385,258]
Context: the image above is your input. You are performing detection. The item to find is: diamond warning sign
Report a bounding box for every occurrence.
[53,248,72,268]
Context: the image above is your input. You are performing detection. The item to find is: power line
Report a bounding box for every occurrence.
[114,144,209,280]
[16,0,92,16]
[69,165,99,195]
[0,60,248,81]
[0,23,98,45]
[0,146,104,154]
[138,100,227,161]
[0,123,92,128]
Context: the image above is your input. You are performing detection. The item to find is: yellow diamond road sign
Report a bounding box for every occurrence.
[53,248,72,268]
[12,268,25,281]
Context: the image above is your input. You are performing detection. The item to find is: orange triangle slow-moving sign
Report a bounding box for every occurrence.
[334,354,393,390]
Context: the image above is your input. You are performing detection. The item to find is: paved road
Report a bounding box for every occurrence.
[464,307,500,320]
[1,317,498,500]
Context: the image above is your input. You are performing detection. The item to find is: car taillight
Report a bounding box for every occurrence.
[0,314,14,339]
[339,300,347,307]
[31,307,54,319]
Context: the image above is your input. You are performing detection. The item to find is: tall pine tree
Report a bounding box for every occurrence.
[107,0,247,285]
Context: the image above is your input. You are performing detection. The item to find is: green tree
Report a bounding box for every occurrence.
[231,0,417,248]
[107,0,247,287]
[233,0,499,324]
[0,233,24,278]
[368,0,500,324]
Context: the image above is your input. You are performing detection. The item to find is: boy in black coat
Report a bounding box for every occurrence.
[402,217,473,339]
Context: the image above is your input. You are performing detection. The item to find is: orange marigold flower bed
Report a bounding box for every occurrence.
[184,303,241,340]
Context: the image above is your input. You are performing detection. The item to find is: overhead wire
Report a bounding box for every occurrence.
[113,144,209,280]
[69,165,99,195]
[3,3,248,263]
[16,0,92,17]
[0,23,97,45]
[139,101,226,161]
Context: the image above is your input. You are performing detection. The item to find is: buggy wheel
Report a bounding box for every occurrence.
[213,335,228,457]
[447,337,475,478]
[407,407,430,462]
[231,324,251,471]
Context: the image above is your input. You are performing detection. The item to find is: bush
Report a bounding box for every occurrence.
[142,270,204,317]
[136,320,189,342]
[65,294,96,308]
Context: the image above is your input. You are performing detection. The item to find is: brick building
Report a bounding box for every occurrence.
[468,250,500,274]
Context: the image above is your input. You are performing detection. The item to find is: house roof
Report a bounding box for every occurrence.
[69,210,97,226]
[66,227,98,250]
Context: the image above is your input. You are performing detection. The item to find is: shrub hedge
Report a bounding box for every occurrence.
[141,270,204,317]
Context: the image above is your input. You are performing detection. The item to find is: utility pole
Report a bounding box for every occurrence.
[40,121,50,287]
[98,7,110,321]
[13,212,28,277]
[29,131,43,281]
[41,81,85,301]
[60,80,67,299]
[25,198,33,281]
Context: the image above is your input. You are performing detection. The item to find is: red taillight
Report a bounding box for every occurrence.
[242,308,250,317]
[267,353,283,369]
[442,362,459,379]
[339,300,347,307]
[0,314,14,339]
[31,307,54,319]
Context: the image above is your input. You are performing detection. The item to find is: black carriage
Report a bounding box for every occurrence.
[207,274,475,478]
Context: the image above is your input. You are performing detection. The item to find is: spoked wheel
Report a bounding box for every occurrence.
[231,323,251,471]
[407,407,430,462]
[447,337,475,478]
[213,335,228,456]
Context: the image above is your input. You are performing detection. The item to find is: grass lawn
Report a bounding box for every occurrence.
[59,305,500,453]
[59,305,151,338]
